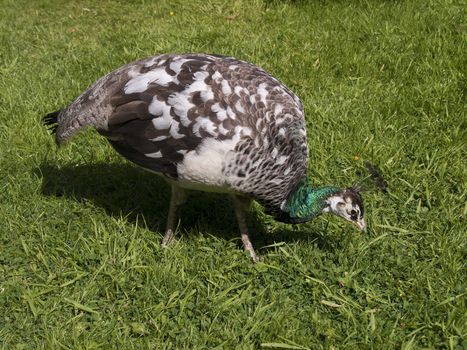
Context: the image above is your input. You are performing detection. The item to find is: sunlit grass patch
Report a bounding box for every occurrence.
[0,0,465,348]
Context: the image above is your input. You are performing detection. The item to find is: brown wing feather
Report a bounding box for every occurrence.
[52,53,307,187]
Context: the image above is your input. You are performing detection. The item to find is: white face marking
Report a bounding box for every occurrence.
[325,194,364,229]
[326,195,346,214]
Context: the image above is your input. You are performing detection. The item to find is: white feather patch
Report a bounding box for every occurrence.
[166,70,210,127]
[221,79,232,94]
[149,99,173,130]
[169,59,190,74]
[146,151,163,158]
[177,138,236,188]
[235,101,245,113]
[150,135,169,142]
[125,68,175,94]
[212,71,222,81]
[148,98,168,116]
[201,89,214,102]
[169,121,185,139]
[234,86,245,95]
[218,123,230,135]
[152,116,171,130]
[271,147,278,158]
[211,103,227,121]
[274,104,284,115]
[277,155,288,165]
[167,93,194,127]
[226,106,236,119]
[193,117,217,137]
[257,82,269,104]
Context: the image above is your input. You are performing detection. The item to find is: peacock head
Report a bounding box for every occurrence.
[277,183,366,230]
[277,162,386,229]
[323,187,366,230]
[322,161,389,230]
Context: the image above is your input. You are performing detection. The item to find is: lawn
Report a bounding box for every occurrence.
[0,0,465,348]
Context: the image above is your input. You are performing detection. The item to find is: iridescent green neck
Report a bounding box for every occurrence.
[281,181,340,223]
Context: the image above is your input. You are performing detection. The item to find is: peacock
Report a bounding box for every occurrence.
[44,53,371,262]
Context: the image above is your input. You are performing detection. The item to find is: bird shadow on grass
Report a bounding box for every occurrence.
[35,162,331,252]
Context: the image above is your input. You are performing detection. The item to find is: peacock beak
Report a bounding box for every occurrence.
[355,218,366,231]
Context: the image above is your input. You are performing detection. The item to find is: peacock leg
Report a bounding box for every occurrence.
[161,185,187,246]
[232,195,259,263]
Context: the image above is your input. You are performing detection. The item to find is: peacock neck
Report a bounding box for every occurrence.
[279,180,340,224]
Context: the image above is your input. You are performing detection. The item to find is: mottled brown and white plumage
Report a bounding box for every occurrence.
[44,53,367,262]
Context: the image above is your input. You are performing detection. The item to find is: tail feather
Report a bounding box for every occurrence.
[43,110,60,134]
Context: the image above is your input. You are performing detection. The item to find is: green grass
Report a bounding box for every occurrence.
[0,0,465,348]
